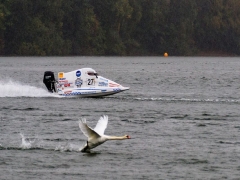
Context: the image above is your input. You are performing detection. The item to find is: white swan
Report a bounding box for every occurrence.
[79,115,130,152]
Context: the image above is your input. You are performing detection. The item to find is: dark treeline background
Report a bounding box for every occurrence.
[1,0,240,56]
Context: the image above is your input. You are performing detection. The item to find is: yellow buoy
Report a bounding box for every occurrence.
[164,52,168,57]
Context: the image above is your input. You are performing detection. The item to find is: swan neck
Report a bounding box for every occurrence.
[107,136,126,140]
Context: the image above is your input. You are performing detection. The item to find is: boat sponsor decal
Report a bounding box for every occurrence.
[113,88,121,92]
[98,82,108,87]
[76,70,81,77]
[61,91,98,96]
[64,90,72,94]
[64,83,71,87]
[58,72,64,78]
[87,79,94,85]
[58,80,72,87]
[99,77,108,82]
[109,82,120,87]
[81,91,97,94]
[75,78,83,87]
[58,79,68,84]
[59,78,66,80]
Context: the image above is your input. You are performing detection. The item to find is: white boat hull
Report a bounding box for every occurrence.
[58,87,129,97]
[43,68,129,97]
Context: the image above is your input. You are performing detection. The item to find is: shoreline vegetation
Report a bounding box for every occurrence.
[195,51,237,57]
[2,51,238,57]
[1,0,240,56]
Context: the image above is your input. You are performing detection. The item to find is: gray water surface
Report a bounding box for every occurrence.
[0,57,240,180]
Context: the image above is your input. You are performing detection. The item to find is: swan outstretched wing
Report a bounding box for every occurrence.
[94,115,108,135]
[79,118,100,139]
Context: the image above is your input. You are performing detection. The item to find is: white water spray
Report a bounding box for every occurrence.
[19,133,42,149]
[20,133,33,149]
[0,80,57,97]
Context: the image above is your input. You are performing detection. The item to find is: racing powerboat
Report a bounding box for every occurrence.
[43,68,129,97]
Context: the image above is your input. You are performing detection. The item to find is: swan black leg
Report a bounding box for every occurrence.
[80,141,90,153]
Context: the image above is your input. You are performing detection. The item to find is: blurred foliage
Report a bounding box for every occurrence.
[1,0,240,56]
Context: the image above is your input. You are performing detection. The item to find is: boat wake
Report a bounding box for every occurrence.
[134,97,240,103]
[0,80,57,97]
[107,95,240,104]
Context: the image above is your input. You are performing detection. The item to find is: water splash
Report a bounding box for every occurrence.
[19,133,42,149]
[55,142,81,152]
[0,79,57,97]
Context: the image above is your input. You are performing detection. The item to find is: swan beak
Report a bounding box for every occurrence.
[126,135,131,139]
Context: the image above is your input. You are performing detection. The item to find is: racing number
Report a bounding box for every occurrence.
[87,79,94,85]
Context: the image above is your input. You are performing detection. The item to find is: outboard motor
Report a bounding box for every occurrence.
[43,71,56,93]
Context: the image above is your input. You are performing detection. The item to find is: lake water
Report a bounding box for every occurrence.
[0,56,240,180]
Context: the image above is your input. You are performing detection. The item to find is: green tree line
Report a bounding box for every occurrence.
[1,0,240,56]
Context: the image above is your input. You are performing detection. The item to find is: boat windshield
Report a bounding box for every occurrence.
[87,71,98,76]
